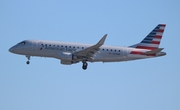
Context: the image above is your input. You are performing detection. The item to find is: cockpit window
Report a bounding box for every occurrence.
[18,41,26,45]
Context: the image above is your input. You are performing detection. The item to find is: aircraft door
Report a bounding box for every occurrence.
[123,48,126,57]
[123,47,127,57]
[32,41,37,50]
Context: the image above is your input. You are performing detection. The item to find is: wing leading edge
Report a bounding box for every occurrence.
[75,34,107,57]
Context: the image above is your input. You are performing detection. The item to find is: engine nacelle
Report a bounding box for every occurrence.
[59,52,77,65]
[61,60,72,65]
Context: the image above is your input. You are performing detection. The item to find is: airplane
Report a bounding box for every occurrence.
[9,24,166,70]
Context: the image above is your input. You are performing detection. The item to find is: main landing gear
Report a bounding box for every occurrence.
[26,56,30,65]
[82,61,88,70]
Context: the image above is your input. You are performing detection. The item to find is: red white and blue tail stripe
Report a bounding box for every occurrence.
[130,24,166,50]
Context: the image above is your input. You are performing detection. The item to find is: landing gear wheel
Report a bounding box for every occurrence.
[26,61,30,64]
[82,65,87,70]
[82,62,88,70]
[26,56,31,65]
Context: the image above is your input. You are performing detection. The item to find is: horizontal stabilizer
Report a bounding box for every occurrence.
[144,48,164,54]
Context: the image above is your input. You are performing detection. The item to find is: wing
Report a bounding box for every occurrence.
[75,34,107,58]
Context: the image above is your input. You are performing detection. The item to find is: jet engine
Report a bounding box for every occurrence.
[59,52,78,65]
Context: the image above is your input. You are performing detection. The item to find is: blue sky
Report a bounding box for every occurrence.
[1,0,180,110]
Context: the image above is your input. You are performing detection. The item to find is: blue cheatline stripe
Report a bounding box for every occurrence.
[143,40,152,42]
[141,35,154,43]
[141,41,151,43]
[153,28,159,31]
[140,24,164,44]
[144,37,153,40]
[147,35,156,38]
[146,35,155,38]
[150,32,157,35]
[148,33,156,36]
[152,30,158,33]
[141,39,152,43]
[155,26,160,29]
[146,26,160,35]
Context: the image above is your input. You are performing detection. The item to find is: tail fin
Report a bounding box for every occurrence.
[130,24,166,50]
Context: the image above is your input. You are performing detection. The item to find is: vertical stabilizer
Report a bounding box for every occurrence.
[130,24,166,50]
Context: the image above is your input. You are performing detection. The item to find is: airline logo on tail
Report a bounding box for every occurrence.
[134,24,166,50]
[130,24,166,56]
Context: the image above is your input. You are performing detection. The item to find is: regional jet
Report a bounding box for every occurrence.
[9,24,166,70]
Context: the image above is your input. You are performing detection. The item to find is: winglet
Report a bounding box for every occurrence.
[96,34,107,46]
[75,34,107,57]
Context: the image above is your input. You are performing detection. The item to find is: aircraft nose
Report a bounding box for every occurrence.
[9,46,16,53]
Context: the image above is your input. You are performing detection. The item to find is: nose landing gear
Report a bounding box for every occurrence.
[82,61,88,70]
[26,56,30,65]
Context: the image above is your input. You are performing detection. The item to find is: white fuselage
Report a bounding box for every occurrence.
[9,24,167,70]
[9,40,165,63]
